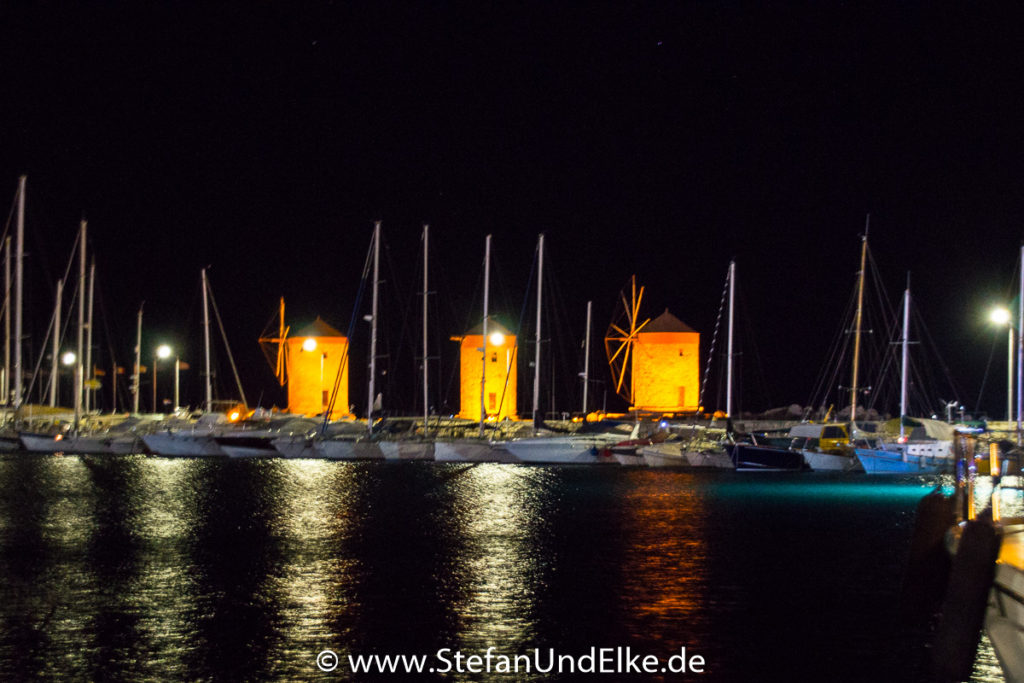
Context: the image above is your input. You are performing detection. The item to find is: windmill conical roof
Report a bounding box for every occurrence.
[642,309,697,333]
[463,319,513,336]
[292,316,345,338]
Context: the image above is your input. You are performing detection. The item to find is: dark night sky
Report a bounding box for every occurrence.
[2,2,1023,418]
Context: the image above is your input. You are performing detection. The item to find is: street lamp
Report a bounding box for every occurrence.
[171,356,190,412]
[58,351,75,407]
[153,344,172,413]
[991,307,1013,422]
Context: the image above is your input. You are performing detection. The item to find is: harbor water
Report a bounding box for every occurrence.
[0,456,1008,681]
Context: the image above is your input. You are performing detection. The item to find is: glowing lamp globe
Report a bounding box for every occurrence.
[156,344,172,360]
[488,331,505,346]
[61,351,76,366]
[991,308,1011,326]
[302,338,317,352]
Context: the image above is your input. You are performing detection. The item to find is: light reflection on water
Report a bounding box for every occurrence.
[445,464,546,649]
[0,457,1015,681]
[619,470,709,648]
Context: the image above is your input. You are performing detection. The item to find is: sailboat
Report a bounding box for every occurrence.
[434,233,514,462]
[853,279,954,473]
[794,231,871,472]
[19,219,115,454]
[215,416,321,458]
[378,224,434,461]
[496,235,629,464]
[642,262,736,469]
[705,261,805,471]
[141,268,248,457]
[314,222,384,461]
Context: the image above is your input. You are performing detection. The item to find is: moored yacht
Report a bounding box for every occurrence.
[379,439,434,461]
[854,418,954,474]
[19,416,148,455]
[642,426,732,468]
[500,422,634,465]
[725,441,807,471]
[315,436,384,460]
[434,436,514,462]
[141,413,231,457]
[215,417,320,458]
[788,422,863,472]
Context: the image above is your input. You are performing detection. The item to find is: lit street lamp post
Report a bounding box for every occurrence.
[60,351,75,407]
[153,344,171,413]
[991,307,1013,423]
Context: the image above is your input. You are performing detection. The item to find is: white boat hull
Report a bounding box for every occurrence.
[20,432,131,455]
[684,450,733,468]
[218,443,278,458]
[501,435,620,465]
[642,443,731,468]
[434,439,514,463]
[272,435,317,458]
[802,450,863,472]
[613,453,645,467]
[855,444,953,474]
[20,433,77,454]
[987,520,1024,682]
[379,440,435,461]
[142,432,226,457]
[315,439,383,460]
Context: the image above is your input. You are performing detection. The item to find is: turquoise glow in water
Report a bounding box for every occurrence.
[710,474,950,502]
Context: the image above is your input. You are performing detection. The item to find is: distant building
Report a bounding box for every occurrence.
[286,317,348,418]
[453,320,518,420]
[632,309,700,413]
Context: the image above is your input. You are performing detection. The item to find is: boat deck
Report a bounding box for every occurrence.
[1000,520,1024,570]
[990,519,1024,683]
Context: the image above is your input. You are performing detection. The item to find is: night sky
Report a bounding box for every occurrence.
[2,3,1023,419]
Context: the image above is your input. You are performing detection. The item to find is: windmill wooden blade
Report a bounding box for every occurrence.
[604,275,651,405]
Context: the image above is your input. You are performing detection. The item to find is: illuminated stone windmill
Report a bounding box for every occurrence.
[452,320,518,421]
[605,276,701,413]
[260,299,349,417]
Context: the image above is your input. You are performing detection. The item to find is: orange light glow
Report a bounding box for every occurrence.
[456,325,517,420]
[632,330,700,412]
[286,319,349,418]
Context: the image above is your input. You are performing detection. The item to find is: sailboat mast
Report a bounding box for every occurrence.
[50,280,62,407]
[3,237,9,403]
[201,268,212,412]
[480,234,491,438]
[85,260,95,413]
[74,220,86,431]
[533,233,544,431]
[899,279,910,441]
[726,260,736,417]
[275,297,285,384]
[367,221,381,436]
[582,300,592,415]
[850,218,869,426]
[13,175,25,409]
[133,305,142,414]
[422,224,429,433]
[1017,245,1023,444]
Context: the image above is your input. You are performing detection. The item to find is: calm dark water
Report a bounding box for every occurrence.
[0,456,1007,681]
